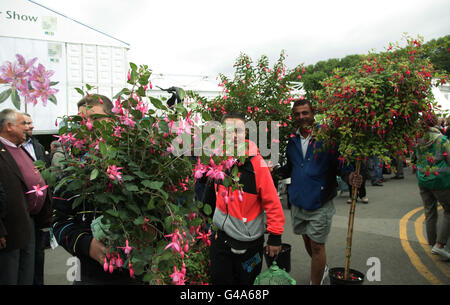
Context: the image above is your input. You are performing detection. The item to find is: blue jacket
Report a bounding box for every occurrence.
[285,135,342,210]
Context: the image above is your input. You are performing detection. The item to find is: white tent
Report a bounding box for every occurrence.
[0,0,129,133]
[432,84,450,114]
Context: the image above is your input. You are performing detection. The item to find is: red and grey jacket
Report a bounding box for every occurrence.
[208,141,285,247]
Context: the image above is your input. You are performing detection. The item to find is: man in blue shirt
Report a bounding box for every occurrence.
[278,99,361,285]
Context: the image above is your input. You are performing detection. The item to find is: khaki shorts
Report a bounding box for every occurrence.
[291,200,335,244]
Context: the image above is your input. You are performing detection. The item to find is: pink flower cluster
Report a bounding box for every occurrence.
[107,165,123,182]
[0,54,58,106]
[194,157,236,182]
[164,226,211,285]
[103,240,134,278]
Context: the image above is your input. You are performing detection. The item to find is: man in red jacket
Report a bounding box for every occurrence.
[206,112,285,285]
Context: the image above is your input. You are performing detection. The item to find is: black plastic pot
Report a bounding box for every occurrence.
[264,243,291,273]
[329,267,364,285]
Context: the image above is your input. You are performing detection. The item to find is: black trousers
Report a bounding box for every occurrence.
[210,233,264,285]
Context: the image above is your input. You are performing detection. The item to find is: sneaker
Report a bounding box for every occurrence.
[360,197,369,204]
[321,265,329,285]
[347,199,352,204]
[431,245,450,260]
[309,265,329,285]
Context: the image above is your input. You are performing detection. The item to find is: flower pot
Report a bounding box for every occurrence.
[329,267,364,285]
[264,243,291,273]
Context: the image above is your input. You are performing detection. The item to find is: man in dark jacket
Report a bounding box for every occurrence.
[275,99,361,285]
[52,95,139,284]
[0,182,5,219]
[22,113,52,285]
[22,113,50,167]
[0,109,52,285]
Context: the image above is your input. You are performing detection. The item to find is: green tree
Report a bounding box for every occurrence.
[188,51,304,165]
[421,35,450,73]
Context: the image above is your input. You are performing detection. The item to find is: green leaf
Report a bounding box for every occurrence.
[0,88,12,104]
[164,215,173,231]
[125,184,139,192]
[202,111,211,121]
[149,97,166,110]
[48,94,57,105]
[50,81,59,86]
[142,180,163,190]
[127,203,141,215]
[72,196,84,209]
[90,168,99,180]
[133,216,145,225]
[105,209,119,217]
[177,88,186,100]
[99,141,107,157]
[147,198,156,210]
[130,62,138,71]
[134,171,150,179]
[121,175,135,182]
[175,102,187,116]
[75,87,84,96]
[11,89,20,109]
[203,204,212,216]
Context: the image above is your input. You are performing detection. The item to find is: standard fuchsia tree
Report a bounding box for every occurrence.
[187,50,305,165]
[313,36,448,281]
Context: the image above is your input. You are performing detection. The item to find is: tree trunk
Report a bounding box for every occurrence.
[344,159,361,280]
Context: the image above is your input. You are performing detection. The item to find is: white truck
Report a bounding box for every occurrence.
[0,0,129,135]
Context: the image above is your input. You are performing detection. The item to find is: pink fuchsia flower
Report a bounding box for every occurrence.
[107,165,123,182]
[194,159,207,179]
[167,144,175,154]
[206,165,225,181]
[117,239,133,256]
[170,264,186,285]
[223,157,236,170]
[164,238,182,253]
[103,257,109,272]
[109,260,114,274]
[136,100,148,116]
[56,132,76,145]
[188,212,196,221]
[112,98,123,114]
[113,125,123,137]
[72,139,86,149]
[164,229,184,254]
[238,190,244,203]
[129,261,135,278]
[116,255,124,268]
[196,230,212,246]
[194,165,206,179]
[86,118,93,131]
[26,184,49,197]
[119,114,136,128]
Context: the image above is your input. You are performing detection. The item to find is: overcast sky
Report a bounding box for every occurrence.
[36,0,450,78]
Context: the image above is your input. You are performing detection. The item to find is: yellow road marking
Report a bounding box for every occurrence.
[399,206,443,284]
[414,207,450,278]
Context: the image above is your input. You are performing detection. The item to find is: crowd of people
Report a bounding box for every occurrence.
[0,97,449,285]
